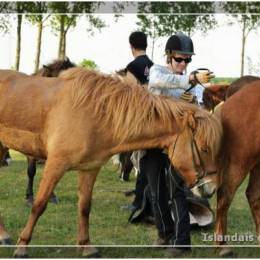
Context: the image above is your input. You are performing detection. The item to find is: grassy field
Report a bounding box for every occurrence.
[0,150,259,258]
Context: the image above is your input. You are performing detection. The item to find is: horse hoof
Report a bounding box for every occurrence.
[82,247,100,258]
[13,247,29,258]
[49,195,59,204]
[14,254,29,258]
[13,251,29,258]
[0,237,12,245]
[219,247,236,258]
[25,197,34,207]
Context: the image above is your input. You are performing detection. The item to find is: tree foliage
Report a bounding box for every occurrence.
[221,2,260,76]
[79,59,98,70]
[48,2,105,59]
[136,2,217,59]
[0,2,12,33]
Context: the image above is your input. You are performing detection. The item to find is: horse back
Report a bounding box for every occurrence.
[0,71,63,132]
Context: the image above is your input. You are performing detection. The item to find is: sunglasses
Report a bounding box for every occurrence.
[172,56,192,64]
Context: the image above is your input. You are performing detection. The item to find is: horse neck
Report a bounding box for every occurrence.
[109,117,179,154]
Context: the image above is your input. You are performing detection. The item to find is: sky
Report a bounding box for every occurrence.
[0,13,260,77]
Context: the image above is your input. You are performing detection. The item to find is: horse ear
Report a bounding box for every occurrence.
[43,65,50,71]
[183,111,196,131]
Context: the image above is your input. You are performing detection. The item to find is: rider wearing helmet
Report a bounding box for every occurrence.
[141,32,214,257]
[149,32,214,102]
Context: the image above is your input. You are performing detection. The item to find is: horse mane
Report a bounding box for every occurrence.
[59,68,222,152]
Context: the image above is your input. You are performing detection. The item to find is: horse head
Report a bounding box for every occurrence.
[203,84,229,111]
[167,110,222,188]
[40,58,76,77]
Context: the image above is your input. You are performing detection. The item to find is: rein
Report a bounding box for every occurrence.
[191,136,206,180]
[168,131,212,188]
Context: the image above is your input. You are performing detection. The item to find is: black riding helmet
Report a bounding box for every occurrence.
[165,32,195,56]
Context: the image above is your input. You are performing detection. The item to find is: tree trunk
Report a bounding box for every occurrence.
[240,17,246,77]
[60,31,66,60]
[151,20,156,60]
[15,14,22,71]
[34,19,43,73]
[151,36,155,60]
[58,15,65,59]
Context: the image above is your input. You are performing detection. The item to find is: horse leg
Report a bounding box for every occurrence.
[119,152,133,181]
[14,157,67,257]
[0,215,11,245]
[246,163,260,238]
[0,142,9,167]
[26,157,58,206]
[121,156,133,181]
[77,169,99,257]
[215,163,248,257]
[26,157,37,206]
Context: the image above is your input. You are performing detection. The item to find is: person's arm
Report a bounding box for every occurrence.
[149,65,190,90]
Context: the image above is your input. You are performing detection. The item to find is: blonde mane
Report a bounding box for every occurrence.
[59,68,222,150]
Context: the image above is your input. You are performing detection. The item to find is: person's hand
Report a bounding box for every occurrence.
[180,92,196,103]
[189,70,215,85]
[196,71,215,83]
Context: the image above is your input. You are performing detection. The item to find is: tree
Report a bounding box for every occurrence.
[221,2,260,76]
[0,2,11,34]
[25,2,49,72]
[136,2,217,59]
[79,59,98,70]
[48,2,105,59]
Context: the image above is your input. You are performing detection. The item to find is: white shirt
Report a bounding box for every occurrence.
[148,64,204,105]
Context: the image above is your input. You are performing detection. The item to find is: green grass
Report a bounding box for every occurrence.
[0,150,259,258]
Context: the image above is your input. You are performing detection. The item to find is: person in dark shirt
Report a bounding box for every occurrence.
[123,32,153,220]
[126,31,153,84]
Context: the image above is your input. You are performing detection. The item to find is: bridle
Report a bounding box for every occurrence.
[169,131,215,186]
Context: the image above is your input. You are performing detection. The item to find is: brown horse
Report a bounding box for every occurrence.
[208,81,260,257]
[202,76,260,112]
[202,84,230,111]
[0,68,222,257]
[225,75,260,98]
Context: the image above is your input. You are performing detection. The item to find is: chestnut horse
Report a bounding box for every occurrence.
[202,84,230,111]
[210,80,260,257]
[202,76,259,112]
[0,68,222,257]
[225,75,259,98]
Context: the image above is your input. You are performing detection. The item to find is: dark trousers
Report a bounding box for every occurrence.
[141,148,191,247]
[132,165,148,209]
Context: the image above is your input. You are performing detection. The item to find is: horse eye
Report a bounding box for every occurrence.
[201,147,209,153]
